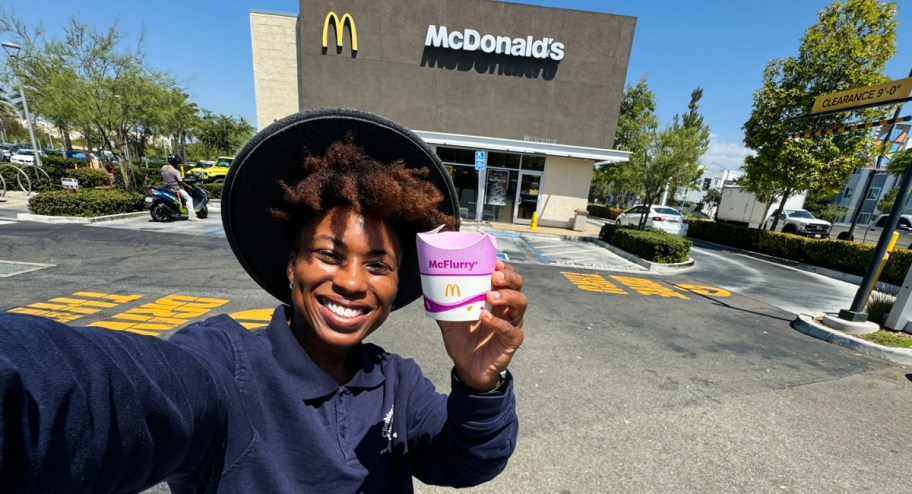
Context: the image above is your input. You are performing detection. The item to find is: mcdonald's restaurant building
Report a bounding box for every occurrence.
[250,0,634,228]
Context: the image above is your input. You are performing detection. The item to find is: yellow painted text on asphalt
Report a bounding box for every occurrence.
[89,295,228,336]
[7,292,143,323]
[561,272,731,299]
[560,272,627,294]
[611,276,689,299]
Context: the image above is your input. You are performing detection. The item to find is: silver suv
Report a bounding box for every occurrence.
[862,214,912,247]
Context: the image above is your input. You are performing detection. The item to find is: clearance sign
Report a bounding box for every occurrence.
[811,77,912,114]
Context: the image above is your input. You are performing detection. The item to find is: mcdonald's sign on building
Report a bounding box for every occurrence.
[322,11,357,53]
[251,0,634,230]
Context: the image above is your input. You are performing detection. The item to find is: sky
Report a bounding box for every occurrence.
[3,0,912,170]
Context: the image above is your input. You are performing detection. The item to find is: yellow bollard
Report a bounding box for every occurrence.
[530,212,538,231]
[864,231,900,305]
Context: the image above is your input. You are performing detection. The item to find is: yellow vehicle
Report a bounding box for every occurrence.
[187,156,234,183]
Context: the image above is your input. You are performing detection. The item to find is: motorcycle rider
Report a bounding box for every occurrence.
[161,154,200,222]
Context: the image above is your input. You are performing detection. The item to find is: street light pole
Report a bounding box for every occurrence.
[2,41,42,169]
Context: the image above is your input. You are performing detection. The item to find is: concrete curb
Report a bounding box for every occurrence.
[16,211,150,224]
[583,237,695,273]
[791,314,912,366]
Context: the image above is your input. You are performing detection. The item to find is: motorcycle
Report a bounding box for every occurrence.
[144,174,209,222]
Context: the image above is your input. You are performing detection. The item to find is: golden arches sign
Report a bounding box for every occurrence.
[445,284,461,298]
[322,12,358,51]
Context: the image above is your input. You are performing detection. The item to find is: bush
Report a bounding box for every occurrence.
[685,218,912,286]
[587,204,624,220]
[64,168,111,188]
[687,219,763,250]
[200,182,223,200]
[756,231,811,262]
[599,222,620,243]
[599,223,690,263]
[28,189,145,217]
[610,228,691,263]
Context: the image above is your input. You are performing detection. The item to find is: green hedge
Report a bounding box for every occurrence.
[687,219,912,285]
[587,204,624,220]
[64,168,111,188]
[599,223,691,263]
[200,183,223,200]
[28,189,145,217]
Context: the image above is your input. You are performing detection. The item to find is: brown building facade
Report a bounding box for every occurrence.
[251,0,634,228]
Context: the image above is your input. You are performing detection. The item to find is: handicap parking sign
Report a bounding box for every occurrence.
[474,150,486,171]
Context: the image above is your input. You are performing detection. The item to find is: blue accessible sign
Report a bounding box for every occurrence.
[474,150,486,171]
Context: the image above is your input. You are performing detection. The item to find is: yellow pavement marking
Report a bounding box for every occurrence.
[560,272,627,294]
[610,276,689,299]
[89,295,228,336]
[228,309,274,329]
[675,284,731,297]
[6,292,143,323]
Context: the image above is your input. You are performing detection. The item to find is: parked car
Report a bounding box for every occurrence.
[615,204,689,236]
[65,150,86,160]
[187,156,233,183]
[0,144,21,162]
[862,214,912,246]
[10,148,42,166]
[765,208,831,239]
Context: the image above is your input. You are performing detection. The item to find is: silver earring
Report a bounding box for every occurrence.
[289,280,294,289]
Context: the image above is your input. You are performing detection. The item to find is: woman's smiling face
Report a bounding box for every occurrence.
[287,206,401,352]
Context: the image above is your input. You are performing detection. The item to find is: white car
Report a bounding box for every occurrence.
[765,208,831,239]
[10,148,41,166]
[615,204,689,236]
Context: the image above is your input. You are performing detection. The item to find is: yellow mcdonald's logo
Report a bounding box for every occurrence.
[445,284,461,298]
[322,11,358,51]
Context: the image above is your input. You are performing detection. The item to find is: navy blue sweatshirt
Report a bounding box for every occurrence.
[0,307,517,492]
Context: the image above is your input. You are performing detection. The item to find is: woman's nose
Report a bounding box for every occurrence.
[333,262,368,294]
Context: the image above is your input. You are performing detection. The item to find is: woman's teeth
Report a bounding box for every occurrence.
[326,302,364,319]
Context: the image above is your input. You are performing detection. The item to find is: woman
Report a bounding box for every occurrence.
[0,108,526,492]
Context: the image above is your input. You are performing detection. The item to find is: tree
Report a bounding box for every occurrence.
[742,0,897,231]
[666,88,711,205]
[596,77,658,207]
[195,111,254,157]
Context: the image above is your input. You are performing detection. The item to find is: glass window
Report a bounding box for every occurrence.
[436,147,475,165]
[521,155,545,171]
[860,213,871,224]
[436,147,455,163]
[867,187,881,200]
[489,152,523,169]
[875,216,888,227]
[452,149,475,165]
[843,188,852,199]
[448,164,479,221]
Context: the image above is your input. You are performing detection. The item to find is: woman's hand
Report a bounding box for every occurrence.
[438,260,527,392]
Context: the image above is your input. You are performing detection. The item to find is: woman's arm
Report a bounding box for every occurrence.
[0,314,228,492]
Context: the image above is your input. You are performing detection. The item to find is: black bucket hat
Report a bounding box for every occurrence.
[221,108,459,310]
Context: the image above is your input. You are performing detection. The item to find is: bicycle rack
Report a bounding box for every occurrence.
[0,164,32,194]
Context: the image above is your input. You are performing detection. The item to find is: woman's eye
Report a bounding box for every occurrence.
[367,262,392,275]
[315,250,341,263]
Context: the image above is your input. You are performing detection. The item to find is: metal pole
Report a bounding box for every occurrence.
[9,56,42,170]
[840,159,912,321]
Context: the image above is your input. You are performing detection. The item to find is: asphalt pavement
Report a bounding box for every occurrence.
[3,192,912,492]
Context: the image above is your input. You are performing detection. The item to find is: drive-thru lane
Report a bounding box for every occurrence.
[2,221,911,492]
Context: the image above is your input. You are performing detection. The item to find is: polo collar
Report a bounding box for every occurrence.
[262,306,386,400]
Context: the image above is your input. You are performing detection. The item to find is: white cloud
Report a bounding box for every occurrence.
[701,133,755,170]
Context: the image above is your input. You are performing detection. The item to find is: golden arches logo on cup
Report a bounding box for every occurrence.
[322,11,358,52]
[416,230,497,321]
[444,284,461,298]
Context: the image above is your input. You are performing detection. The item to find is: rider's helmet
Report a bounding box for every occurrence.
[167,154,183,165]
